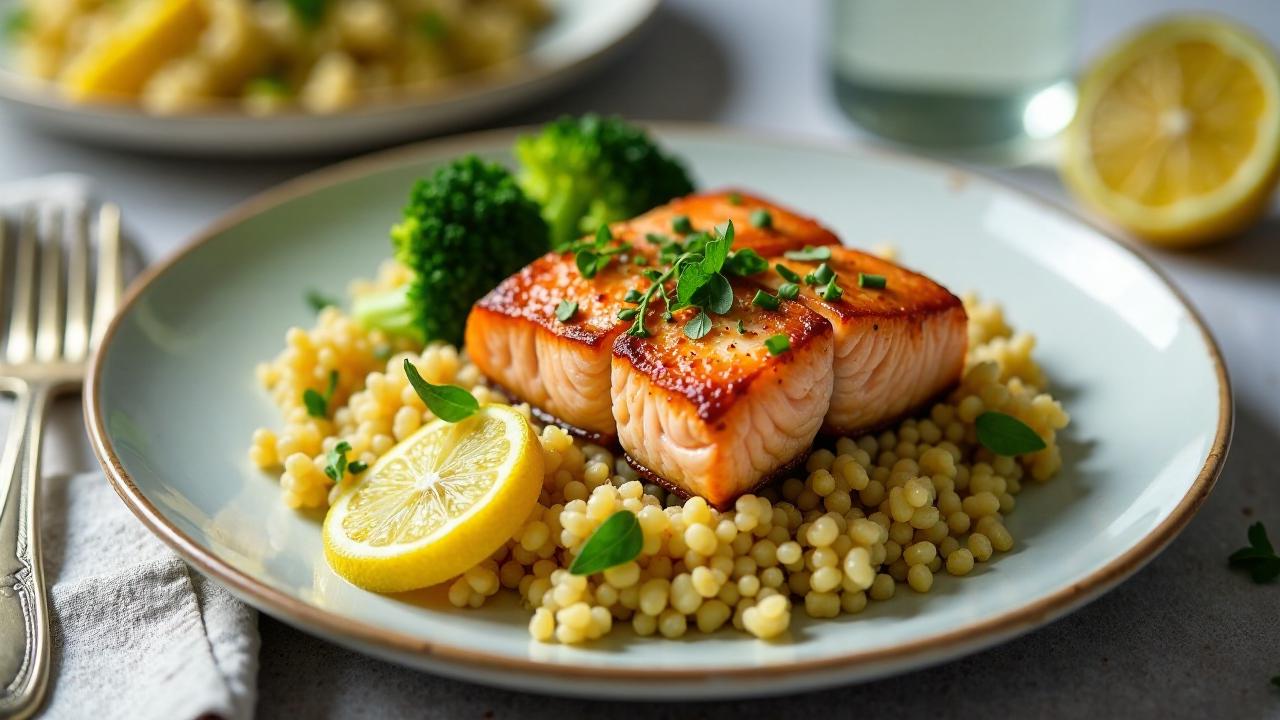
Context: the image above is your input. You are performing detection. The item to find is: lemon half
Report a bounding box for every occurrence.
[323,405,543,593]
[1062,17,1280,247]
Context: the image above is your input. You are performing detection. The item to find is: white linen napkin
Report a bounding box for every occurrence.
[1,175,260,719]
[40,473,258,720]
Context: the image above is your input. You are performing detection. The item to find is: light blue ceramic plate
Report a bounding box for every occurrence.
[86,126,1231,699]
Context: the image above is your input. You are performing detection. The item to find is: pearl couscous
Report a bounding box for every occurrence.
[12,0,549,115]
[251,260,1070,642]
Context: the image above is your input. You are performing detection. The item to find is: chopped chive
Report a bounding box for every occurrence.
[645,233,668,245]
[784,246,831,261]
[672,215,693,234]
[821,281,843,301]
[633,255,649,266]
[777,282,800,300]
[765,334,790,355]
[813,263,835,285]
[728,192,744,205]
[555,300,578,323]
[775,264,801,283]
[736,319,747,334]
[749,209,773,229]
[751,290,781,311]
[858,273,887,289]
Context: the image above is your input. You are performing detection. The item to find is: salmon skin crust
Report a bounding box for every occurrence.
[464,190,840,440]
[611,281,834,508]
[759,246,968,435]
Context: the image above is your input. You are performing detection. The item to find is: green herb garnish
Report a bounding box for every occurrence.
[671,215,693,234]
[404,358,478,422]
[820,281,843,301]
[778,282,800,300]
[247,75,291,98]
[975,412,1046,456]
[684,311,712,340]
[784,245,831,261]
[775,264,801,283]
[418,11,447,40]
[727,192,744,205]
[726,248,768,276]
[1229,522,1280,584]
[751,290,781,311]
[286,0,328,27]
[633,255,649,266]
[569,510,643,575]
[645,233,669,245]
[736,319,747,334]
[324,441,361,484]
[306,290,340,313]
[571,225,630,279]
[555,300,578,323]
[765,334,790,355]
[4,7,30,37]
[303,370,338,418]
[858,273,887,289]
[624,222,737,338]
[749,209,773,229]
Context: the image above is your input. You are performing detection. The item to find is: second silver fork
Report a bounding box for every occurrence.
[0,204,122,719]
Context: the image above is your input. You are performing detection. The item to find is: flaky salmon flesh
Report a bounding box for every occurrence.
[757,247,967,435]
[612,282,834,508]
[464,191,968,507]
[465,190,839,440]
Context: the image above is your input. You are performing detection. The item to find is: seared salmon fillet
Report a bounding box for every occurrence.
[466,192,841,439]
[465,251,650,438]
[757,247,967,434]
[618,189,840,259]
[611,283,834,508]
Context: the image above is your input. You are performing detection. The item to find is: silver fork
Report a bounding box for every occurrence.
[0,204,122,718]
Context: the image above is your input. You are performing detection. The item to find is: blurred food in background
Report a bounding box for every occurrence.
[830,0,1078,161]
[7,0,550,115]
[1062,16,1280,248]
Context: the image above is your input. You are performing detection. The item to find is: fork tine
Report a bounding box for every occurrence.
[5,209,37,365]
[34,210,63,363]
[89,203,122,349]
[63,207,90,362]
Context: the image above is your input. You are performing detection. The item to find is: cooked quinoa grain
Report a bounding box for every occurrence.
[253,272,1069,642]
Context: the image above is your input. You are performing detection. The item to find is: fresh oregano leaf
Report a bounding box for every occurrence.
[404,359,479,423]
[684,311,712,340]
[569,510,643,576]
[975,411,1047,456]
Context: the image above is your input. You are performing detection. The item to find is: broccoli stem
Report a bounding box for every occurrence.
[352,285,424,343]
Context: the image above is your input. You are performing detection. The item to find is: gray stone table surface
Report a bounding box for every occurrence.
[2,1,1278,717]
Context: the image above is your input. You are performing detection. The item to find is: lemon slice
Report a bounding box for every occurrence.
[323,405,543,593]
[59,0,207,102]
[1062,17,1280,247]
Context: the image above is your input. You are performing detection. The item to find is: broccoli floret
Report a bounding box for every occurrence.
[353,155,548,345]
[515,114,695,249]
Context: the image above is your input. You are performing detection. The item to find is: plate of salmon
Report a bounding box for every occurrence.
[87,118,1230,699]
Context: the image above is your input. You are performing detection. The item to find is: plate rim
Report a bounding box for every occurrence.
[0,0,659,122]
[83,123,1234,684]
